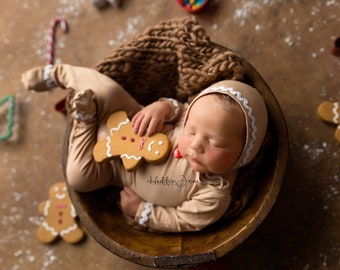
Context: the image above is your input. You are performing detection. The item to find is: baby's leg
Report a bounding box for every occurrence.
[21,64,142,126]
[66,89,115,192]
[21,64,57,92]
[22,64,142,191]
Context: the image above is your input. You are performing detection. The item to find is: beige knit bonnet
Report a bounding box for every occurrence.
[184,80,268,169]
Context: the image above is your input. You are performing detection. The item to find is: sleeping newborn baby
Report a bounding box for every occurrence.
[22,64,267,232]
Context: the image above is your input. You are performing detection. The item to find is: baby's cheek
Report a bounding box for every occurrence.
[177,135,188,154]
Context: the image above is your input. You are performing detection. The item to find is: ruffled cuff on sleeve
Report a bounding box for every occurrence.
[43,64,57,89]
[159,97,181,123]
[136,202,153,227]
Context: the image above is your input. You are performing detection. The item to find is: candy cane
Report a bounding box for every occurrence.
[46,16,68,65]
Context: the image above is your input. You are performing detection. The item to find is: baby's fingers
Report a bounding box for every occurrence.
[131,112,140,127]
[131,113,145,135]
[138,116,152,136]
[132,113,163,136]
[146,118,164,136]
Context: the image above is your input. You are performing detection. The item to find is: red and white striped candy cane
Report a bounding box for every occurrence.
[46,16,68,65]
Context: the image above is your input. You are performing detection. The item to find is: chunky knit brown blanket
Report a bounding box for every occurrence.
[95,16,245,105]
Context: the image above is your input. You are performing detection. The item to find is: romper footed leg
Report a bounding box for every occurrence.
[22,64,142,190]
[21,65,57,91]
[21,64,142,124]
[72,89,97,122]
[66,89,113,192]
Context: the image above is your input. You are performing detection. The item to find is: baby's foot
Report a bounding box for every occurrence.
[21,65,56,91]
[73,89,97,122]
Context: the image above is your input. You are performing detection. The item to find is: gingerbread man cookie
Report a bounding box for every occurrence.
[93,111,171,171]
[317,101,340,143]
[37,182,84,244]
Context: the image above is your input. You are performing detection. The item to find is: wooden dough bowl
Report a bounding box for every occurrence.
[62,22,288,268]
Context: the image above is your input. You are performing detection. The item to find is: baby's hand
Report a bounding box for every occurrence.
[131,101,171,136]
[120,186,142,217]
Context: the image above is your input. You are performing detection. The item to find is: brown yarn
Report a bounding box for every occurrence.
[95,17,245,105]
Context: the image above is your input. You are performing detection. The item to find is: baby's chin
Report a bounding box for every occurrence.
[184,157,209,173]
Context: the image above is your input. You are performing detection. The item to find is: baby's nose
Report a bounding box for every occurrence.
[190,138,204,153]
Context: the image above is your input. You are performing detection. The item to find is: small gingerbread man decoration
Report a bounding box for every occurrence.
[37,182,84,244]
[317,101,340,143]
[93,110,171,171]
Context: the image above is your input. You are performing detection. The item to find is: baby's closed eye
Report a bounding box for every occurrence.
[184,127,196,136]
[208,140,227,148]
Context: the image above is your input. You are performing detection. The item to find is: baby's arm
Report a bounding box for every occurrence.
[123,186,231,232]
[131,98,183,136]
[120,186,142,217]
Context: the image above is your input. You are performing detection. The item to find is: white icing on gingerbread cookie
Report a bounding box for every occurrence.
[37,182,84,244]
[93,111,171,171]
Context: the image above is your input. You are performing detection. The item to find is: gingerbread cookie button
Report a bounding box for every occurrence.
[93,111,172,171]
[37,182,84,244]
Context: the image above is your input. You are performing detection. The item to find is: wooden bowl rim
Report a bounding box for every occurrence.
[64,57,289,269]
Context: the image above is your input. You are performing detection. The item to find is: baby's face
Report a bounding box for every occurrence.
[178,94,245,177]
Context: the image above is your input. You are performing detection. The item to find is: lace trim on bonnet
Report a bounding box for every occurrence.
[202,86,257,167]
[184,79,268,170]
